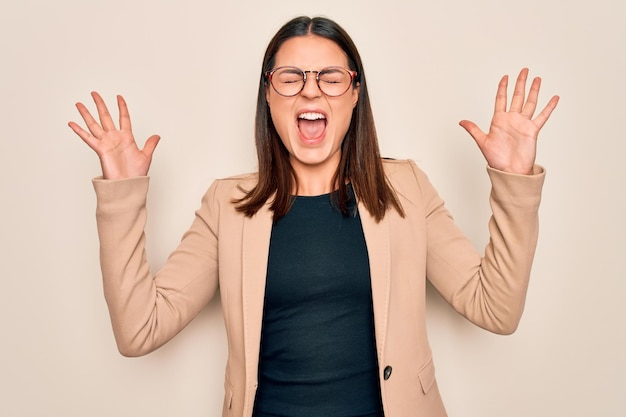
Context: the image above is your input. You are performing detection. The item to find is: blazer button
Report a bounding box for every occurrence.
[383,366,392,380]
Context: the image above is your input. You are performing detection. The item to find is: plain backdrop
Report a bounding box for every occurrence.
[1,0,624,416]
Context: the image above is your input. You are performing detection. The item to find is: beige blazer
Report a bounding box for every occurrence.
[93,159,545,417]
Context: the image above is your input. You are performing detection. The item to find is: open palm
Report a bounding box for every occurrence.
[68,92,160,179]
[459,68,559,175]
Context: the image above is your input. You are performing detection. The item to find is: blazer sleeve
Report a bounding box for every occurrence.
[93,176,221,356]
[411,161,545,334]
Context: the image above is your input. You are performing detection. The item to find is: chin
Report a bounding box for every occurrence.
[293,146,341,168]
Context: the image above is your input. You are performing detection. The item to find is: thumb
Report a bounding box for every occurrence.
[458,120,484,144]
[142,134,161,157]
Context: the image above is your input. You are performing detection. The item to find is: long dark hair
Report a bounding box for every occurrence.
[235,16,404,221]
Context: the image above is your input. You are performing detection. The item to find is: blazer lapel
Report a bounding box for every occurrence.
[358,201,392,358]
[241,203,273,390]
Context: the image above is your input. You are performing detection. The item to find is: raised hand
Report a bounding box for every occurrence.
[68,92,161,179]
[459,68,559,175]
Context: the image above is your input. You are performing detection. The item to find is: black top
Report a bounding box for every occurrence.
[252,186,384,417]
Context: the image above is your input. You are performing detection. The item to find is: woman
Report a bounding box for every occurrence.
[68,15,558,417]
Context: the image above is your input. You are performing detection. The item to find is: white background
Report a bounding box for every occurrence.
[1,0,624,416]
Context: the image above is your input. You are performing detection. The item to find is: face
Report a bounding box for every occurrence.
[266,35,360,185]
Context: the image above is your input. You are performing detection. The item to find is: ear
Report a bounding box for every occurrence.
[265,84,271,107]
[352,82,360,108]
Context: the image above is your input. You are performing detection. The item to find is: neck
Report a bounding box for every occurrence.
[291,163,339,196]
[294,176,336,196]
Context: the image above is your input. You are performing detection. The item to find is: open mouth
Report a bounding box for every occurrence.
[297,112,327,141]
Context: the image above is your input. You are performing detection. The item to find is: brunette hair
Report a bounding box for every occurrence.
[235,16,404,221]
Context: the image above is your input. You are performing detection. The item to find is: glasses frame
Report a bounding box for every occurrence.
[266,66,358,97]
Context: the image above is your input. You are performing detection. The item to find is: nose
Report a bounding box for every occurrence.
[301,71,322,98]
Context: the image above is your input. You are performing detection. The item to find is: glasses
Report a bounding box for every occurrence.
[266,66,358,97]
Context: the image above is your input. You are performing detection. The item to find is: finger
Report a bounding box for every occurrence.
[117,95,133,132]
[75,101,104,138]
[509,68,529,113]
[521,76,541,118]
[494,75,509,113]
[91,91,117,132]
[459,120,486,145]
[532,95,560,130]
[68,121,100,152]
[142,134,161,157]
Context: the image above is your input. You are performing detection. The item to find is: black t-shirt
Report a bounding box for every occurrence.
[252,186,384,417]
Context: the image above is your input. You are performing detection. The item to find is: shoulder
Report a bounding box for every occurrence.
[381,157,440,207]
[192,172,260,225]
[194,172,259,213]
[207,172,259,198]
[382,157,414,174]
[381,157,427,187]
